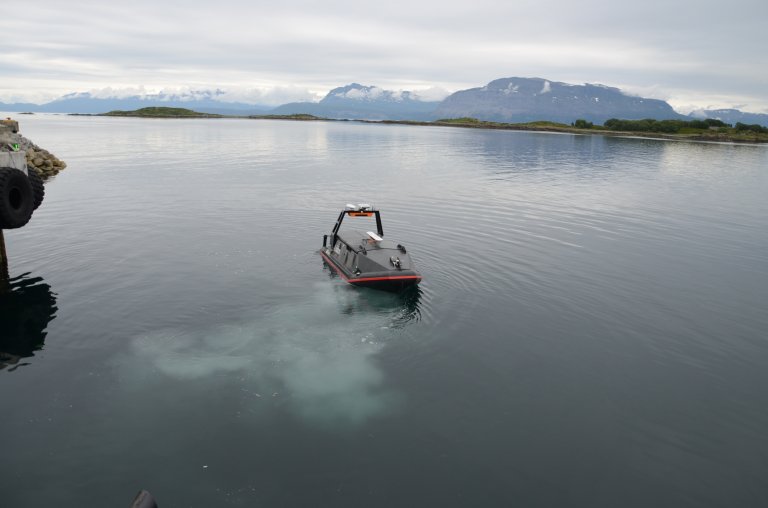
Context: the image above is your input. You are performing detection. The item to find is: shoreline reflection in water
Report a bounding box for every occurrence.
[0,273,58,372]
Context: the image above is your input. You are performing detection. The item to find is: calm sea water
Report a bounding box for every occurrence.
[1,114,767,507]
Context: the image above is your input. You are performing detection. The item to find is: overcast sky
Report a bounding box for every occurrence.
[3,0,767,112]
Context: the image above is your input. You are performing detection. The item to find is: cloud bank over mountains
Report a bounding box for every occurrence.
[4,84,450,109]
[3,0,766,113]
[52,86,324,107]
[328,85,450,103]
[5,77,767,127]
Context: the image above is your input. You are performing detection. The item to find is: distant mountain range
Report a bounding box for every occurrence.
[3,78,767,127]
[270,83,439,121]
[434,78,683,124]
[0,89,271,116]
[688,108,768,127]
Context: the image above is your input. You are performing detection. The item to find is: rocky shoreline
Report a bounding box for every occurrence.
[19,135,66,181]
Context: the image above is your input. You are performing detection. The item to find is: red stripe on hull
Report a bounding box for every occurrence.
[319,250,421,286]
[320,250,351,280]
[349,275,422,283]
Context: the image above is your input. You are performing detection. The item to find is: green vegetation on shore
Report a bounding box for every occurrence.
[103,107,222,118]
[248,113,325,121]
[594,118,768,142]
[433,118,568,130]
[93,106,767,143]
[424,117,768,143]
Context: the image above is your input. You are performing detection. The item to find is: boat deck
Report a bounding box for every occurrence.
[336,229,401,252]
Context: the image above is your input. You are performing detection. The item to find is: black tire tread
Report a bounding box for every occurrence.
[27,167,45,210]
[0,167,34,229]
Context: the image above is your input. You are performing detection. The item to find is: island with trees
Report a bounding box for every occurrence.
[89,107,768,143]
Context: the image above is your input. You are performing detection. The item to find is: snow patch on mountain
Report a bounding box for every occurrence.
[410,86,451,102]
[335,86,387,101]
[326,83,444,103]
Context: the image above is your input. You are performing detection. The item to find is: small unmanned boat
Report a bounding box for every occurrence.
[320,204,421,292]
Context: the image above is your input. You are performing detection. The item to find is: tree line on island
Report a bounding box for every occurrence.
[574,117,768,134]
[91,107,768,142]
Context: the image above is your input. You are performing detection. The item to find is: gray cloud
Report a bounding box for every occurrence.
[3,0,767,111]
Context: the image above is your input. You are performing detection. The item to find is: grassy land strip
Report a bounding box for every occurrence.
[102,107,223,118]
[248,114,326,121]
[369,117,768,143]
[94,107,768,143]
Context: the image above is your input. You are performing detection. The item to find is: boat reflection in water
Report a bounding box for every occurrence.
[0,273,58,372]
[322,262,424,328]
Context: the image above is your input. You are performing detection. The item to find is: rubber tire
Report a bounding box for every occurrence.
[0,167,34,229]
[27,167,45,210]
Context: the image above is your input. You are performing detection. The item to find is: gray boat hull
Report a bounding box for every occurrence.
[321,208,422,292]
